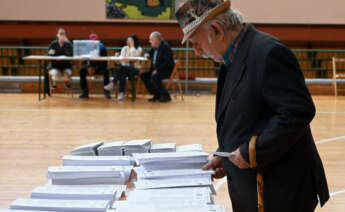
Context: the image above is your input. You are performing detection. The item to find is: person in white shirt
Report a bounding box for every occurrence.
[104,34,142,100]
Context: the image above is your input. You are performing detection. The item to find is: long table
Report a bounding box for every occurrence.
[23,56,148,101]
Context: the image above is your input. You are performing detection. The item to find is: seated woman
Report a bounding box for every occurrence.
[104,34,142,100]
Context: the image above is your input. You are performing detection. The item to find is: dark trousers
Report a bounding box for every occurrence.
[140,71,171,97]
[80,65,109,94]
[113,66,139,93]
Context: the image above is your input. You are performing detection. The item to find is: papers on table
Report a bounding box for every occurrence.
[31,185,123,202]
[47,166,133,185]
[134,177,216,194]
[135,168,214,180]
[62,155,134,166]
[176,144,203,152]
[123,139,152,156]
[10,198,109,212]
[70,142,104,156]
[97,141,125,156]
[150,143,176,153]
[133,152,209,170]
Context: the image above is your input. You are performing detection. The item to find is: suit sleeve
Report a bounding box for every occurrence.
[239,45,316,169]
[64,42,73,56]
[156,45,174,74]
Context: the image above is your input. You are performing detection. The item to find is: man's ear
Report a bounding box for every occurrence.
[210,22,225,42]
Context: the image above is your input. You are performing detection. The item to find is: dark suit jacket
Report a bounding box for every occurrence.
[148,40,175,77]
[47,40,73,70]
[216,24,329,212]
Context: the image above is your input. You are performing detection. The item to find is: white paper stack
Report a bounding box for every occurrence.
[150,143,176,153]
[62,155,135,166]
[135,168,214,180]
[134,177,216,194]
[10,198,109,212]
[110,203,225,212]
[0,210,51,212]
[31,185,119,201]
[47,166,133,185]
[97,141,125,156]
[70,142,104,156]
[176,144,203,152]
[123,139,152,156]
[133,152,209,170]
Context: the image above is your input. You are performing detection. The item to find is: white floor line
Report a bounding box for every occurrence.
[316,136,345,144]
[215,177,228,191]
[330,189,345,197]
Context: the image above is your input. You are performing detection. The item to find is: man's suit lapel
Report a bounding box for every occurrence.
[216,24,256,122]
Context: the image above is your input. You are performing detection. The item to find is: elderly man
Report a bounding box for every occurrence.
[141,31,175,102]
[176,1,329,212]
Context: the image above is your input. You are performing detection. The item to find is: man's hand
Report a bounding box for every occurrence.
[229,148,250,169]
[48,49,55,55]
[152,70,157,75]
[202,156,226,179]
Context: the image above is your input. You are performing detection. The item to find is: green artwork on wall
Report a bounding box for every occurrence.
[106,0,174,19]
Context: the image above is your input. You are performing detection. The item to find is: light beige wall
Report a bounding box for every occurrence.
[0,0,344,24]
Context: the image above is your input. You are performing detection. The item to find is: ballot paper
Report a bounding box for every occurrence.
[134,177,216,194]
[97,141,125,156]
[133,152,209,170]
[135,168,214,180]
[123,139,152,156]
[176,144,203,152]
[70,142,104,156]
[31,185,119,201]
[41,184,126,200]
[10,198,109,212]
[110,203,225,212]
[0,210,51,212]
[47,166,132,185]
[149,143,176,153]
[62,155,135,166]
[126,187,213,204]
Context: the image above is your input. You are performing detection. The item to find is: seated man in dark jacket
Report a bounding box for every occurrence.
[47,28,73,89]
[79,33,110,99]
[141,31,175,102]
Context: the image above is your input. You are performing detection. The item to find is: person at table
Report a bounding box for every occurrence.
[47,27,73,89]
[104,34,143,101]
[79,33,111,99]
[140,31,175,102]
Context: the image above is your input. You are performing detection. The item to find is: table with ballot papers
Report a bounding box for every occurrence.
[1,139,226,212]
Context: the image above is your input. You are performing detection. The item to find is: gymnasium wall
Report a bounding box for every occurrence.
[0,0,344,24]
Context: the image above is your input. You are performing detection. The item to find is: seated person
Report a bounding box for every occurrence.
[47,28,73,89]
[79,33,110,99]
[104,34,142,101]
[141,31,175,102]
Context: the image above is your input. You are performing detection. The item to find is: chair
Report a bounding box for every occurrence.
[87,73,106,96]
[166,60,184,100]
[332,57,345,96]
[48,71,73,97]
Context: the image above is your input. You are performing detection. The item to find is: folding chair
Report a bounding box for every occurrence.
[166,60,184,100]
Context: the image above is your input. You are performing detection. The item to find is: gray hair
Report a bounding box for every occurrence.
[151,31,164,41]
[204,8,244,31]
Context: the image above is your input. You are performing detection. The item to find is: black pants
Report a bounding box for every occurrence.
[80,65,109,94]
[113,66,139,93]
[140,71,171,97]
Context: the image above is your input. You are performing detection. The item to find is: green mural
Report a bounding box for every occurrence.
[106,0,173,19]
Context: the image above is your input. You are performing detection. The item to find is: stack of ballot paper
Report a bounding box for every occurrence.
[133,152,209,170]
[97,141,125,156]
[149,143,176,153]
[176,144,203,152]
[46,166,133,185]
[10,198,109,212]
[70,142,104,156]
[62,155,135,166]
[33,184,126,201]
[134,177,216,194]
[111,203,225,212]
[122,139,152,156]
[135,168,214,180]
[0,210,52,212]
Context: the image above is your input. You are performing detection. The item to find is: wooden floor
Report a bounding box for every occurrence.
[0,94,344,211]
